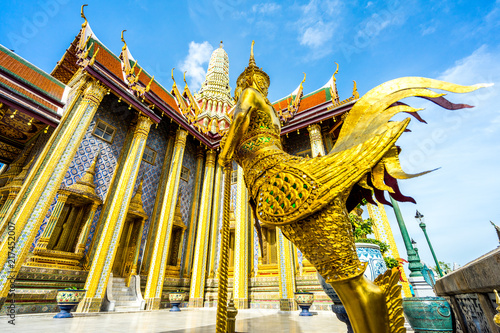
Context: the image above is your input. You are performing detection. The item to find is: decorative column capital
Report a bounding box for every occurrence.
[307,124,322,139]
[175,128,188,147]
[205,150,217,167]
[57,192,70,203]
[196,146,205,160]
[82,80,108,106]
[134,113,154,137]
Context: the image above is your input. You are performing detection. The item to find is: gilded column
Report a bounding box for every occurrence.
[277,228,296,311]
[208,162,223,278]
[32,193,69,252]
[367,201,413,297]
[0,157,34,230]
[141,134,175,274]
[75,202,100,255]
[233,165,249,309]
[307,124,326,157]
[143,128,188,310]
[0,77,106,306]
[181,147,204,277]
[129,218,145,281]
[189,149,216,307]
[78,114,153,313]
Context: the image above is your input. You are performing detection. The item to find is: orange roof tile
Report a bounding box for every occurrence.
[0,45,65,101]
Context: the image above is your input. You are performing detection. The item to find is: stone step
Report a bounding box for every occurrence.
[114,306,141,312]
[115,295,137,302]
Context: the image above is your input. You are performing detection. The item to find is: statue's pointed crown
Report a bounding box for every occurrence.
[236,40,270,90]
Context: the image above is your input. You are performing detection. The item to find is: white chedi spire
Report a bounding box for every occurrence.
[198,41,231,101]
[195,41,234,134]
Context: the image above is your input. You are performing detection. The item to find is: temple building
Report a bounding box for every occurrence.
[0,13,408,315]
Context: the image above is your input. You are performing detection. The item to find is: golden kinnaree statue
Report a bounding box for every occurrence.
[219,41,487,333]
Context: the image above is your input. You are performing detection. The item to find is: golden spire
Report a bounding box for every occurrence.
[129,178,147,217]
[220,40,223,48]
[121,30,127,52]
[81,4,88,29]
[249,40,256,67]
[236,40,270,92]
[66,152,100,201]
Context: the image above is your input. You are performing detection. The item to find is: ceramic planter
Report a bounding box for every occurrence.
[54,289,86,318]
[169,292,185,312]
[294,292,314,316]
[403,297,454,332]
[355,242,387,280]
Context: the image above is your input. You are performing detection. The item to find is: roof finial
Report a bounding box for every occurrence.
[81,4,88,28]
[121,30,127,51]
[249,40,256,67]
[220,41,223,48]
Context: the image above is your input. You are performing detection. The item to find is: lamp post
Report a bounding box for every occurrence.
[415,210,444,278]
[389,196,423,277]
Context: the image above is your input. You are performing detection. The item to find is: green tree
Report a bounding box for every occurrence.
[433,261,452,275]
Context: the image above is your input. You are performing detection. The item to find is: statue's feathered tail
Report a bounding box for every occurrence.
[256,78,489,225]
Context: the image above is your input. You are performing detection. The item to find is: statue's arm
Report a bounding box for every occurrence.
[219,88,263,165]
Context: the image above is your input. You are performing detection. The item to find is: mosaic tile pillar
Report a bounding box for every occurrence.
[307,124,326,157]
[78,114,153,313]
[143,128,188,310]
[84,122,137,268]
[277,228,297,311]
[367,201,413,297]
[189,149,216,308]
[182,147,204,278]
[32,193,69,253]
[75,202,100,255]
[141,134,175,274]
[208,162,223,278]
[0,77,106,306]
[233,165,250,309]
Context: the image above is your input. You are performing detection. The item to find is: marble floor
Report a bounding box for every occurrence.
[0,308,355,333]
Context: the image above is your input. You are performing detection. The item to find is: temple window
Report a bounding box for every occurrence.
[180,166,190,181]
[142,146,156,165]
[92,119,116,143]
[231,170,237,184]
[163,200,186,278]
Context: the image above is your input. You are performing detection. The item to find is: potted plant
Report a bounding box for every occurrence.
[168,290,185,312]
[294,290,314,316]
[54,287,86,318]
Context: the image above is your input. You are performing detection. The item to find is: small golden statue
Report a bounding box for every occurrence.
[220,41,487,333]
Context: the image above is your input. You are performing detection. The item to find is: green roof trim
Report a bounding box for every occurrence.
[0,44,65,92]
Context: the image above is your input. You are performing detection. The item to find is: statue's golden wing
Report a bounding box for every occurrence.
[333,77,487,153]
[255,77,489,225]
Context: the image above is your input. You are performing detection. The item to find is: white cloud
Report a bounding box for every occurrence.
[421,25,436,36]
[297,0,342,50]
[252,3,281,14]
[179,41,213,91]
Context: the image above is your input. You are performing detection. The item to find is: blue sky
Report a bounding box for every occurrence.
[1,0,499,272]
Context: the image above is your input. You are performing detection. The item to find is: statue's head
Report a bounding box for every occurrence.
[235,41,270,101]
